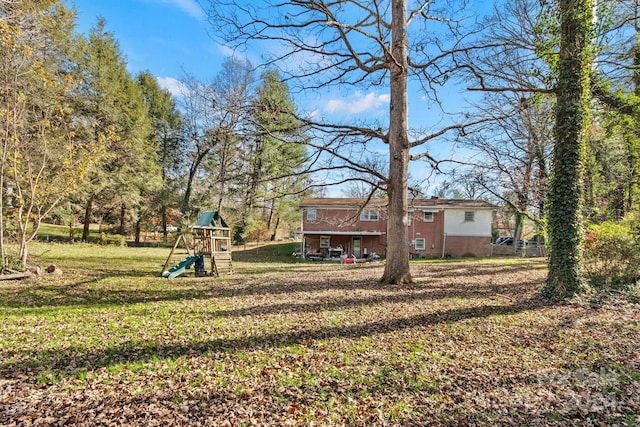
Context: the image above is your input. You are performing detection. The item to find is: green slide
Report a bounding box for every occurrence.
[162,255,197,279]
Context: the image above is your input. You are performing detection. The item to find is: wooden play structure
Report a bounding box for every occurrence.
[161,211,233,279]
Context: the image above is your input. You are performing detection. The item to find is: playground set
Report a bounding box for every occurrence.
[161,211,233,279]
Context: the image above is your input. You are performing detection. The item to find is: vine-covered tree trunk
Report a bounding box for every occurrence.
[544,0,594,299]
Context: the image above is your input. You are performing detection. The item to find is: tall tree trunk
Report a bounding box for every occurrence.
[0,169,5,269]
[182,148,210,216]
[82,195,94,242]
[119,203,126,235]
[513,212,524,255]
[245,155,262,215]
[270,215,280,241]
[544,0,594,299]
[513,192,529,254]
[217,133,231,215]
[267,198,277,230]
[381,0,411,284]
[135,218,141,245]
[161,200,168,239]
[0,137,10,267]
[18,241,28,268]
[536,142,548,219]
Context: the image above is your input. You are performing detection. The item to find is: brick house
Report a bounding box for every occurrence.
[300,197,496,259]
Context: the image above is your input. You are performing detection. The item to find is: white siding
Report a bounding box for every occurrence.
[444,209,492,236]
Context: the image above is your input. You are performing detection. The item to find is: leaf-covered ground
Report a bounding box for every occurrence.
[1,243,639,426]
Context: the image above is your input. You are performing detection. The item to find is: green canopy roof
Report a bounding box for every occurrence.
[195,211,228,228]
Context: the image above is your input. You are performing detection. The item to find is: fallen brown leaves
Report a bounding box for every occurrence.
[1,255,639,426]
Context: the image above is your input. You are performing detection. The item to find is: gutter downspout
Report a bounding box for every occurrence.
[441,209,447,258]
[301,214,305,258]
[442,233,447,259]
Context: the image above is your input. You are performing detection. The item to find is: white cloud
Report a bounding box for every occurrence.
[216,44,236,58]
[153,0,206,20]
[324,91,390,115]
[156,76,187,97]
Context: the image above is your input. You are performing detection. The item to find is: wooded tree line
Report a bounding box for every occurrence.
[0,0,308,268]
[2,0,640,298]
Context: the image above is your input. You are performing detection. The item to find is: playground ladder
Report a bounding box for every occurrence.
[212,252,233,276]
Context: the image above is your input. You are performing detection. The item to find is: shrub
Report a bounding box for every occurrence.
[4,255,24,272]
[98,232,127,247]
[583,221,640,289]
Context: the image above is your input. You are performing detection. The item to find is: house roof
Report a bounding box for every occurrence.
[302,230,385,236]
[300,197,496,210]
[300,198,388,208]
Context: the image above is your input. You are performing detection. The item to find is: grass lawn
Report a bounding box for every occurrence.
[1,241,639,425]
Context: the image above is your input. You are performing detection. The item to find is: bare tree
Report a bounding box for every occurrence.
[178,57,255,219]
[178,74,222,216]
[203,0,486,284]
[210,57,255,215]
[467,94,552,245]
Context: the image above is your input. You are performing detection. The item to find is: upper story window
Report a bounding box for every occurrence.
[464,211,475,222]
[306,208,317,221]
[360,208,379,221]
[423,211,434,222]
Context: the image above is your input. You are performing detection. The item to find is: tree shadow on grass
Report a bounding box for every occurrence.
[208,278,544,318]
[1,294,555,378]
[0,278,216,311]
[415,260,548,279]
[0,260,545,313]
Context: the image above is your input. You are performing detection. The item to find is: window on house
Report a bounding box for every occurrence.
[423,211,434,222]
[415,238,426,251]
[320,236,330,248]
[360,209,379,221]
[307,208,316,220]
[464,211,475,222]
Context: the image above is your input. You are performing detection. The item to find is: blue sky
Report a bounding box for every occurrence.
[66,0,476,193]
[66,0,468,124]
[66,0,406,120]
[67,0,222,94]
